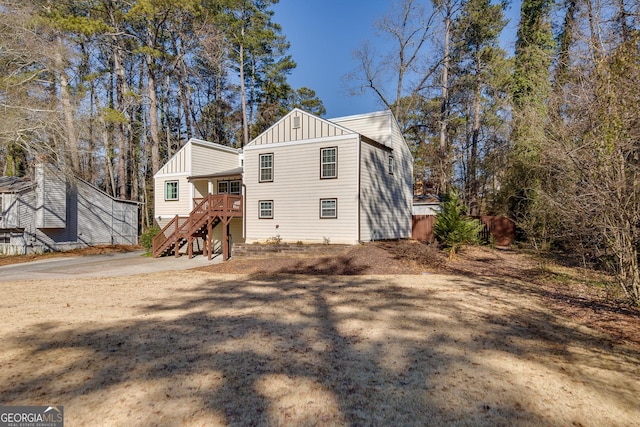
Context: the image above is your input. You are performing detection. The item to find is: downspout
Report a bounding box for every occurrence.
[242,183,247,240]
[357,136,361,243]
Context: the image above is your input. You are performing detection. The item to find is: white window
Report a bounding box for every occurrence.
[320,198,337,219]
[259,200,273,219]
[388,155,394,175]
[165,181,178,201]
[230,181,241,194]
[259,153,273,182]
[321,147,337,179]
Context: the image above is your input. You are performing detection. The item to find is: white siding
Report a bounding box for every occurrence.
[157,143,192,175]
[191,142,239,175]
[154,139,241,226]
[209,217,245,255]
[154,175,191,228]
[251,109,349,146]
[332,111,413,241]
[332,111,393,147]
[359,142,412,241]
[244,136,360,244]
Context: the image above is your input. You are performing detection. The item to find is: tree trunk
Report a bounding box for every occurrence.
[438,6,451,195]
[113,41,127,198]
[55,37,81,173]
[146,28,161,174]
[469,56,482,216]
[239,27,249,148]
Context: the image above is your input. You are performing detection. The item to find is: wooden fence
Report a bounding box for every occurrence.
[412,215,515,246]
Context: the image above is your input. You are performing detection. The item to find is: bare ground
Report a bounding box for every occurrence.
[1,242,639,426]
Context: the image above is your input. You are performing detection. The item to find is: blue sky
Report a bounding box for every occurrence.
[272,0,522,118]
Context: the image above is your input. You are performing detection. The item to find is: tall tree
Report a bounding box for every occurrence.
[502,0,555,225]
[348,0,439,126]
[451,0,507,215]
[432,0,464,195]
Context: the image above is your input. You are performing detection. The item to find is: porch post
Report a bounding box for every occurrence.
[174,215,180,258]
[207,218,214,261]
[222,221,229,261]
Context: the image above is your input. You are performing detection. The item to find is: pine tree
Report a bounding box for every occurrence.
[502,0,555,226]
[433,189,484,255]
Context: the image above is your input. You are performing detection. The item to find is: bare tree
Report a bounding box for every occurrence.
[347,0,440,124]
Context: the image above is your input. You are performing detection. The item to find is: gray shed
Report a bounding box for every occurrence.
[0,164,139,255]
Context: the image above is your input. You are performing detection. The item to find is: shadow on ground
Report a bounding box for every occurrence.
[2,271,639,425]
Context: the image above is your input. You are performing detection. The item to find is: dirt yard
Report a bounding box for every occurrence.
[1,243,639,426]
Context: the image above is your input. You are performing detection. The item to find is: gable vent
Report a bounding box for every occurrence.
[292,116,301,129]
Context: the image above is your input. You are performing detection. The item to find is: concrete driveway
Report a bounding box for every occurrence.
[0,251,220,282]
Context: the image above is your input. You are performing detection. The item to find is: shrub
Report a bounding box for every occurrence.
[140,225,160,254]
[433,190,483,256]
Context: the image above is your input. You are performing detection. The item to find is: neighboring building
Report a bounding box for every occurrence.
[152,109,413,258]
[413,195,441,216]
[0,164,139,255]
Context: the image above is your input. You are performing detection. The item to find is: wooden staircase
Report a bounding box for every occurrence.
[152,194,243,260]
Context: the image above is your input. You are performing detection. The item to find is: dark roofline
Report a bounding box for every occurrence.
[188,167,244,181]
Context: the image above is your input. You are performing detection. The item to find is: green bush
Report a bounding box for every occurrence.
[140,225,161,254]
[433,190,483,256]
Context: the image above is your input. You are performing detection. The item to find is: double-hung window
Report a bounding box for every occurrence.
[259,153,274,182]
[320,198,337,219]
[321,147,337,179]
[165,181,179,201]
[259,200,273,219]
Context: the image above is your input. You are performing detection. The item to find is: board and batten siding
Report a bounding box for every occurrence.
[154,139,242,227]
[251,108,350,145]
[244,136,360,244]
[157,143,192,175]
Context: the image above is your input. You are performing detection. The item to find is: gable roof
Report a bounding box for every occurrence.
[156,138,240,177]
[248,108,357,146]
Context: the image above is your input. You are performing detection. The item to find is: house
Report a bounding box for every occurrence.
[152,109,413,259]
[0,164,139,255]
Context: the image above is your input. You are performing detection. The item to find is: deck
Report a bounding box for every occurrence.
[152,194,242,260]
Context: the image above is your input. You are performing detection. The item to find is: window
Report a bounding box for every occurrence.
[388,155,394,175]
[165,181,178,201]
[259,200,273,219]
[259,153,273,182]
[320,198,337,219]
[0,232,10,244]
[321,147,337,179]
[218,180,241,194]
[229,181,241,194]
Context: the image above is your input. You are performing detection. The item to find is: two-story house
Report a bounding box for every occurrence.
[152,109,413,259]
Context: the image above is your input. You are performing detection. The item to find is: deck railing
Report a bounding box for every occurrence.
[152,194,243,259]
